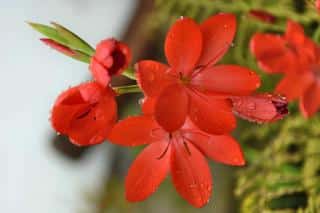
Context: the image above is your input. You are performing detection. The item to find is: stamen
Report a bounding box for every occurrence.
[157,139,171,160]
[183,139,191,156]
[76,108,91,119]
[191,42,232,79]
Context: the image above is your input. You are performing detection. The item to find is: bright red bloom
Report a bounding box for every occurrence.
[90,38,131,86]
[51,82,117,146]
[136,14,261,134]
[251,20,320,118]
[109,114,244,208]
[248,10,276,23]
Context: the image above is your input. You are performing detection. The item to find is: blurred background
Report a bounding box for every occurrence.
[3,0,320,212]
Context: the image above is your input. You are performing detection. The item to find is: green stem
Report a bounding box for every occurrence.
[113,84,141,95]
[122,68,136,80]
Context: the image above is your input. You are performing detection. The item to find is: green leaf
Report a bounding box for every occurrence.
[121,68,136,80]
[28,22,68,46]
[51,22,95,56]
[72,50,91,63]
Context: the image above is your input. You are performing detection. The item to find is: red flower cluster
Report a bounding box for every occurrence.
[251,20,320,118]
[41,13,288,208]
[109,14,287,207]
[51,39,131,146]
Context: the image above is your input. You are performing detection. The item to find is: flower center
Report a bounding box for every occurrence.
[179,72,191,85]
[108,50,126,75]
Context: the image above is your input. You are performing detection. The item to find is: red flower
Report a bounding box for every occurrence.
[90,38,131,86]
[109,115,244,207]
[136,14,261,134]
[251,20,320,117]
[51,82,117,146]
[316,0,320,13]
[248,10,276,23]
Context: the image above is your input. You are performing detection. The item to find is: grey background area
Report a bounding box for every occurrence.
[1,1,136,212]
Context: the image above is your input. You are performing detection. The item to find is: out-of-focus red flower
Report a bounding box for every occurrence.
[51,82,117,146]
[251,20,320,118]
[249,10,276,23]
[109,114,244,208]
[316,0,320,13]
[136,14,261,134]
[90,38,131,86]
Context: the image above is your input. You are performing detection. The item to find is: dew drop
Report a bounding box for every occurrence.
[138,98,144,106]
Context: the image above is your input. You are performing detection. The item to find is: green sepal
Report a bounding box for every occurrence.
[50,22,95,56]
[28,22,68,46]
[71,50,91,63]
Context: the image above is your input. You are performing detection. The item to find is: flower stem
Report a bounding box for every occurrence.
[122,68,136,80]
[113,84,141,95]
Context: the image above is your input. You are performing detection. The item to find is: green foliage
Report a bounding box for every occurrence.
[28,21,94,61]
[236,115,320,212]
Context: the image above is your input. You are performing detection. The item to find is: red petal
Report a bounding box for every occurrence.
[171,139,212,208]
[284,21,317,68]
[125,141,170,202]
[94,38,131,75]
[250,33,297,73]
[184,132,245,166]
[191,65,260,96]
[68,91,117,146]
[276,71,314,101]
[108,115,165,146]
[285,20,305,47]
[89,57,111,86]
[231,94,288,123]
[135,60,175,97]
[51,83,101,135]
[155,84,189,132]
[141,97,156,115]
[188,90,236,134]
[165,17,202,75]
[300,81,320,118]
[198,13,236,66]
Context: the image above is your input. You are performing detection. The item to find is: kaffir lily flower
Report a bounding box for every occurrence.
[90,38,131,86]
[136,14,261,134]
[51,82,117,146]
[109,115,244,208]
[251,20,320,117]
